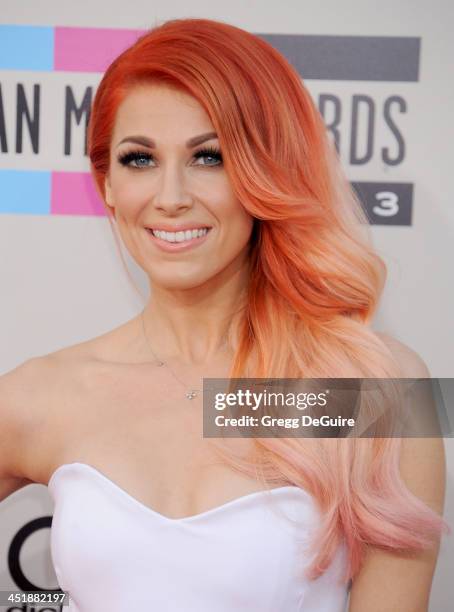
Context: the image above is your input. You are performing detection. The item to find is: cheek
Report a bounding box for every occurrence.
[221,206,254,250]
[229,203,254,233]
[111,174,149,211]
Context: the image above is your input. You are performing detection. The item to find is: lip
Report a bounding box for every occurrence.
[146,227,212,253]
[146,223,212,232]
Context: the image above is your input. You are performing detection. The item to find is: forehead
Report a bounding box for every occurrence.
[111,83,213,142]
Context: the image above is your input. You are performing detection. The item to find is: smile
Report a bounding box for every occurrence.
[151,227,210,243]
[146,227,212,252]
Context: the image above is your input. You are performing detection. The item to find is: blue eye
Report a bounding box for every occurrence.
[193,146,223,166]
[117,146,223,169]
[117,150,152,169]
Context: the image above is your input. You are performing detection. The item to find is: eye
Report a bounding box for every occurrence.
[193,146,223,167]
[116,146,223,170]
[117,150,152,169]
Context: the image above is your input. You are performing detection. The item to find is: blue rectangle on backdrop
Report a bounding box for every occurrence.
[0,25,54,71]
[0,169,51,214]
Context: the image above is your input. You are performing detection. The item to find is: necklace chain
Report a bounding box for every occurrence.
[140,309,205,400]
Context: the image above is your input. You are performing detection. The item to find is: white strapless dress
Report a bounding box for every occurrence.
[48,462,349,611]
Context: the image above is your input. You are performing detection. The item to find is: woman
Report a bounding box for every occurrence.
[0,17,449,612]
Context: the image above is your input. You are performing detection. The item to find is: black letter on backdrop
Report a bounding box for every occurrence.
[64,86,93,156]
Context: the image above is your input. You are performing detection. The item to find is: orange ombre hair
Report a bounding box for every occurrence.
[87,17,449,583]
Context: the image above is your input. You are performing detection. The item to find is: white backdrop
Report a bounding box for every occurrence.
[0,1,453,610]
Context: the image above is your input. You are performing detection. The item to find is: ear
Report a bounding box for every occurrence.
[104,174,114,209]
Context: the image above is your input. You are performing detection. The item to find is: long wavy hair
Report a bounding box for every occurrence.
[87,17,449,583]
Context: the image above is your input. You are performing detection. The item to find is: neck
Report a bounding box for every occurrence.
[140,264,249,367]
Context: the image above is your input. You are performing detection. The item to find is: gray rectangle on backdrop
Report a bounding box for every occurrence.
[352,181,413,226]
[258,34,420,82]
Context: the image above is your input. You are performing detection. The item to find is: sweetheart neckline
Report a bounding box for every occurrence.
[47,461,313,523]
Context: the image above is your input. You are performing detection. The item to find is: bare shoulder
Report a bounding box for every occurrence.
[0,356,58,475]
[0,316,138,494]
[0,351,91,482]
[349,332,446,611]
[373,331,431,378]
[370,333,444,506]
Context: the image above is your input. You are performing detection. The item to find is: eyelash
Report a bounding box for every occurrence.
[116,146,223,170]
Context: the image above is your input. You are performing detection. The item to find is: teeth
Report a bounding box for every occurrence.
[151,228,209,242]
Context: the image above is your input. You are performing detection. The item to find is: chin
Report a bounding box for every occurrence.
[152,273,214,291]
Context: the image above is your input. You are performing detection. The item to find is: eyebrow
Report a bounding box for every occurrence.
[116,131,218,149]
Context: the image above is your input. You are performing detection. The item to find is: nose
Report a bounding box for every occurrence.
[152,163,193,214]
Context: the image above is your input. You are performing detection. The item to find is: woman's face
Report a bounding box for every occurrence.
[105,83,254,290]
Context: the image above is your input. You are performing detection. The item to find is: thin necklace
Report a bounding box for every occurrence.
[140,309,224,400]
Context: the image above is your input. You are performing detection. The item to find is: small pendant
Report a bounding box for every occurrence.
[186,390,198,400]
[156,361,164,367]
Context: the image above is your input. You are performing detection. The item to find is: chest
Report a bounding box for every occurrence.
[48,464,348,612]
[44,360,264,518]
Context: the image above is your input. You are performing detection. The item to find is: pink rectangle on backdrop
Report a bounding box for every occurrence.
[54,26,146,73]
[51,171,107,216]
